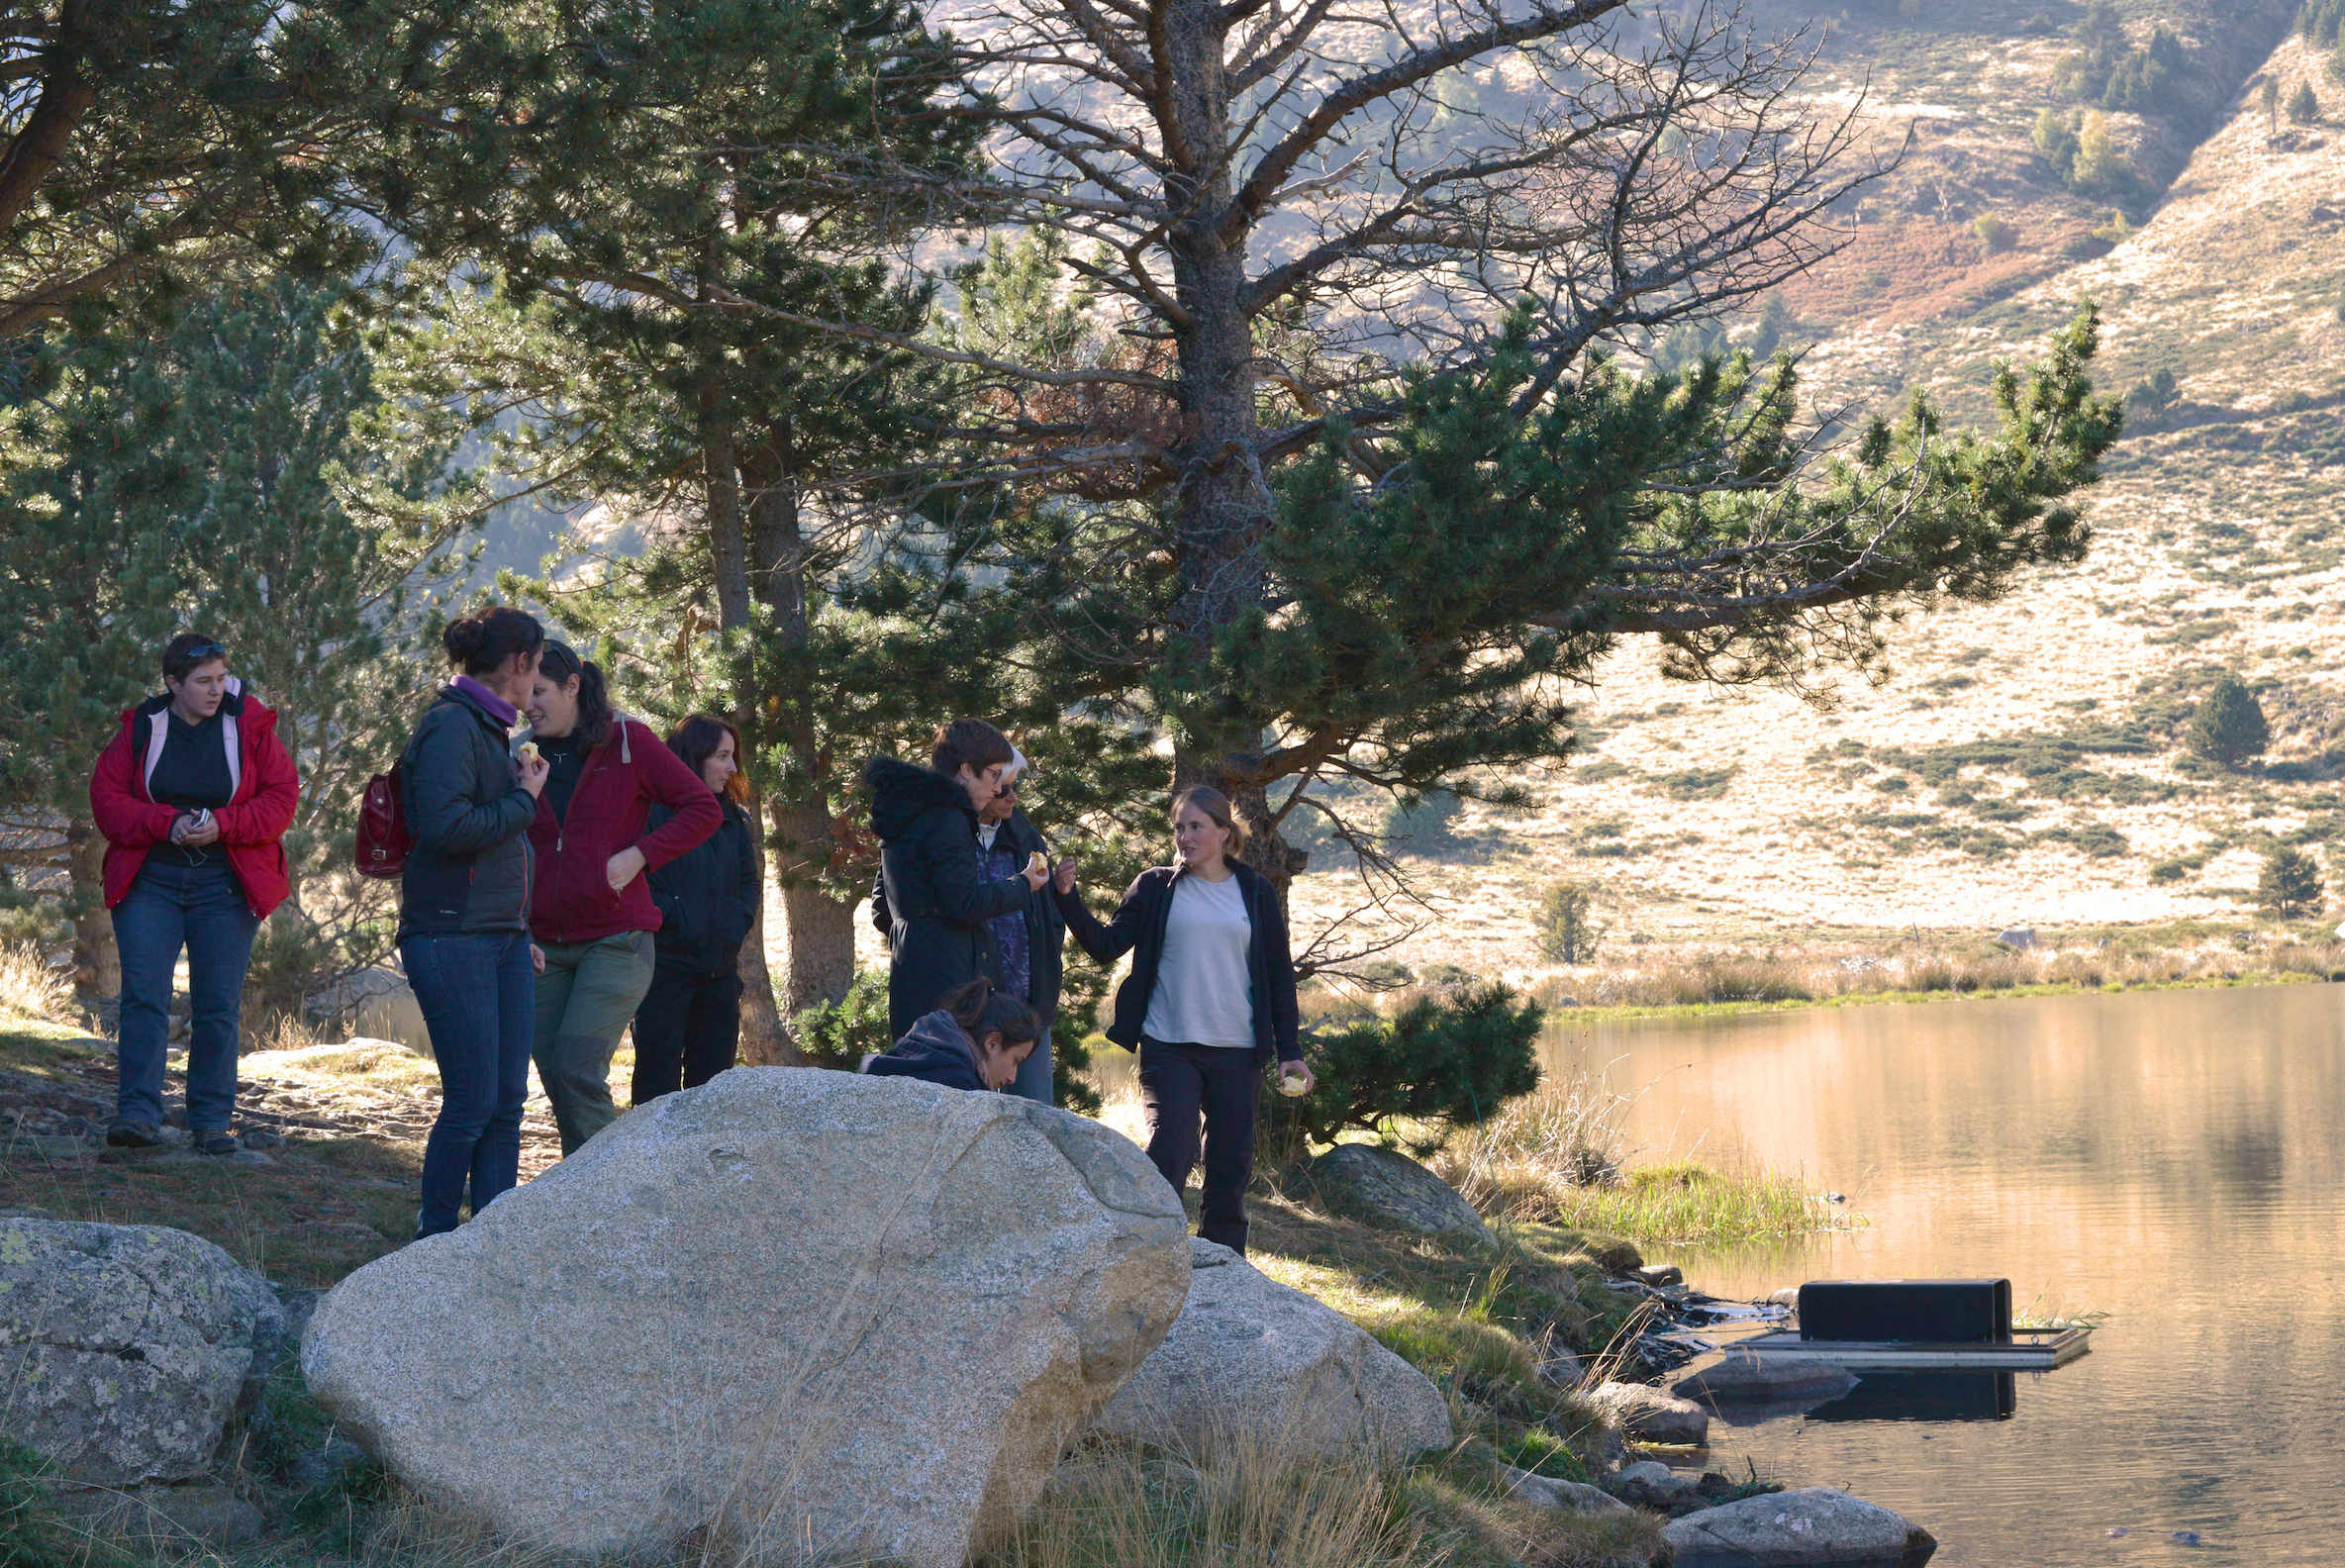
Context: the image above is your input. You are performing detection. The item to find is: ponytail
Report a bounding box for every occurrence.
[939,978,1040,1050]
[537,640,615,749]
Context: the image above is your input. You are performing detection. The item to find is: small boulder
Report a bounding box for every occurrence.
[302,1069,1191,1567]
[1309,1144,1493,1246]
[1534,1347,1586,1387]
[1589,1380,1710,1445]
[1094,1238,1453,1464]
[0,1219,283,1487]
[1664,1488,1935,1566]
[1675,1352,1860,1407]
[1634,1263,1684,1288]
[1500,1462,1635,1519]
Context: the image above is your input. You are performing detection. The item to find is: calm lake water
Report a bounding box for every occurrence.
[1558,982,2345,1566]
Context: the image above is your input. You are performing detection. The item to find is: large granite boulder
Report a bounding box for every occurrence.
[301,1069,1190,1567]
[1664,1488,1936,1566]
[1589,1379,1710,1445]
[0,1219,283,1486]
[1310,1143,1494,1247]
[1093,1238,1453,1463]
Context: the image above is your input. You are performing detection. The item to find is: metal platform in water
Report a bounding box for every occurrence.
[1732,1323,2093,1371]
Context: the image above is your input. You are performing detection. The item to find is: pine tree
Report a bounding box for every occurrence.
[378,0,1040,1036]
[2185,677,2272,768]
[2258,847,2321,919]
[0,280,466,998]
[2289,80,2321,125]
[787,0,2126,929]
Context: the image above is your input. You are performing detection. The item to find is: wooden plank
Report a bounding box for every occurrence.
[1728,1326,2093,1371]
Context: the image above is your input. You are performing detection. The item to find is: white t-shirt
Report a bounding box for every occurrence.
[1141,872,1255,1049]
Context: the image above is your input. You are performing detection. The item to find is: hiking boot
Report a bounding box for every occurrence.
[192,1128,240,1156]
[105,1120,165,1149]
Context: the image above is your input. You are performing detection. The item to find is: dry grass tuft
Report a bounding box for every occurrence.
[0,941,71,1026]
[984,1432,1426,1568]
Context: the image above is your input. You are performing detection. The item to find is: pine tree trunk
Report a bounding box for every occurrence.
[1161,0,1296,903]
[732,780,793,1065]
[699,393,790,1061]
[65,813,118,999]
[742,414,857,1013]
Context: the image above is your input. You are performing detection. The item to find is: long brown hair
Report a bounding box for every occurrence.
[1173,786,1248,858]
[537,640,615,750]
[668,715,748,804]
[939,978,1040,1049]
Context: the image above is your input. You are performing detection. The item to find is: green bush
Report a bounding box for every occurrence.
[791,969,893,1070]
[1261,981,1544,1158]
[1535,881,1604,964]
[2290,80,2321,125]
[2258,847,2323,917]
[1972,213,2012,250]
[2185,677,2271,768]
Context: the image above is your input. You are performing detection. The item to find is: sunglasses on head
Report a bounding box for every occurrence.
[182,641,227,661]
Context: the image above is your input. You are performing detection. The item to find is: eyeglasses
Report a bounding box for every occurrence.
[180,641,227,662]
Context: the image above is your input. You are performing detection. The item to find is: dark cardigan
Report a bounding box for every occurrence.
[1054,860,1301,1068]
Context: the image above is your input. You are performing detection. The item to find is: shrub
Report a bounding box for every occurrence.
[2258,846,2323,917]
[1536,881,1604,964]
[2033,107,2080,179]
[2124,367,2178,428]
[2290,80,2321,125]
[790,968,893,1070]
[1652,765,1737,800]
[2185,676,2272,768]
[1261,981,1544,1157]
[1971,213,2012,250]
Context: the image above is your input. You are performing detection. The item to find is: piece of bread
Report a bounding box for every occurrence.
[1027,850,1047,877]
[517,740,541,766]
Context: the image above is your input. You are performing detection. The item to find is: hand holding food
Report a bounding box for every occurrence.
[1022,848,1050,890]
[1277,1059,1316,1097]
[516,740,541,766]
[516,743,549,797]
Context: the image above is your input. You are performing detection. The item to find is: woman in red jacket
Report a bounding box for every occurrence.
[523,641,721,1154]
[88,633,299,1154]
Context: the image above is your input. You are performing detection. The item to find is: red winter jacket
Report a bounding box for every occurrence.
[526,716,722,945]
[89,680,300,918]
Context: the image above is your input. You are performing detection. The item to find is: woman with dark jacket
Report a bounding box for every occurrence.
[89,633,300,1154]
[396,608,547,1237]
[863,979,1040,1093]
[864,718,1047,1040]
[868,746,1065,1104]
[523,641,721,1155]
[631,715,761,1104]
[1053,787,1314,1255]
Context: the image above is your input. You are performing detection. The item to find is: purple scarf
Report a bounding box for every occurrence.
[451,675,519,729]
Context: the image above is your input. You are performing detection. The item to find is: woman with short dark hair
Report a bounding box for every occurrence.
[398,606,546,1237]
[90,633,300,1153]
[864,717,1048,1039]
[1053,786,1314,1255]
[631,715,761,1103]
[523,641,721,1153]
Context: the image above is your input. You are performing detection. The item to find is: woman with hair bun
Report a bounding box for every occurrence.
[397,606,546,1237]
[861,978,1041,1092]
[523,640,721,1154]
[1052,786,1312,1255]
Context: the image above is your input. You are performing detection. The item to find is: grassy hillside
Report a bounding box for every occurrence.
[1291,1,2345,984]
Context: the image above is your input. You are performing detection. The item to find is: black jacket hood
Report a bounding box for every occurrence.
[864,754,974,843]
[862,1009,988,1092]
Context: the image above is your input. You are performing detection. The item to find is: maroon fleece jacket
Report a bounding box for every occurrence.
[526,717,722,944]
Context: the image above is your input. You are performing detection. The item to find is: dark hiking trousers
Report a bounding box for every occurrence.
[1138,1037,1261,1254]
[402,931,533,1238]
[630,967,742,1104]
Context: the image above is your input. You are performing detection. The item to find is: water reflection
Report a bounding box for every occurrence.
[1554,983,2345,1566]
[1806,1371,2017,1423]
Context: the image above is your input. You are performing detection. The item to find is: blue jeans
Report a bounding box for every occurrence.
[402,932,534,1238]
[112,857,259,1132]
[1010,1025,1054,1106]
